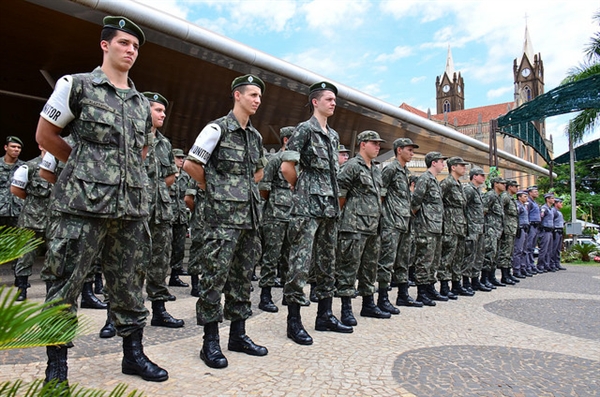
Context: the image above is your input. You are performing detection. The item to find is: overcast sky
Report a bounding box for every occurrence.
[137,0,599,157]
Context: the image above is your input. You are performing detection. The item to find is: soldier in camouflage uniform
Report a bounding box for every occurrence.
[377,137,423,311]
[10,146,52,301]
[462,167,491,292]
[184,177,205,297]
[184,74,268,369]
[497,180,520,285]
[168,148,191,285]
[35,16,168,383]
[336,130,391,326]
[411,152,449,306]
[257,126,295,313]
[481,177,507,289]
[281,81,352,346]
[142,92,184,328]
[439,156,473,299]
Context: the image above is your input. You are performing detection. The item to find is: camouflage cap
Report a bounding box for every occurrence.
[172,148,185,157]
[309,81,338,96]
[491,177,507,185]
[280,126,295,138]
[393,137,419,149]
[143,92,169,108]
[447,156,470,167]
[5,136,23,147]
[424,151,447,165]
[338,144,350,153]
[506,180,519,187]
[231,74,265,93]
[103,16,146,46]
[357,130,385,143]
[469,167,485,177]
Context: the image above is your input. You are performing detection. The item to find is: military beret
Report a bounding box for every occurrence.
[338,144,350,153]
[172,148,185,157]
[506,180,519,187]
[447,156,470,167]
[143,92,169,108]
[5,136,23,147]
[103,16,146,46]
[231,74,265,93]
[357,130,385,143]
[393,137,419,149]
[491,177,507,185]
[424,151,447,165]
[280,126,295,138]
[309,81,338,96]
[544,193,555,199]
[469,167,485,177]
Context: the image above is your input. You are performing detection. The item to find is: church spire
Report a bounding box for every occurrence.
[522,24,535,64]
[444,45,455,79]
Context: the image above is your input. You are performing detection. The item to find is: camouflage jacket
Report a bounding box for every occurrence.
[14,156,53,231]
[258,150,292,222]
[282,116,340,219]
[411,170,443,235]
[440,175,467,236]
[169,168,190,225]
[337,153,382,235]
[483,189,504,237]
[380,158,411,232]
[48,67,152,219]
[144,130,177,224]
[501,191,519,236]
[0,157,24,218]
[185,180,205,239]
[463,182,485,236]
[201,111,265,229]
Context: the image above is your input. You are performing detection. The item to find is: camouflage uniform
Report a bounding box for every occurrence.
[497,191,519,269]
[12,156,53,277]
[258,149,292,288]
[189,111,266,325]
[411,170,444,285]
[463,181,486,278]
[281,116,340,305]
[482,189,504,272]
[336,153,382,297]
[169,168,190,273]
[0,156,24,227]
[439,174,467,282]
[41,67,152,336]
[186,180,206,276]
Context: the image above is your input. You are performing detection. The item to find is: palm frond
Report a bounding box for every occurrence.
[0,226,44,266]
[565,109,600,144]
[0,379,145,397]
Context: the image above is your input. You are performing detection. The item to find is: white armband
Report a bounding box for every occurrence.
[188,123,221,164]
[40,152,57,173]
[11,165,29,189]
[40,75,76,128]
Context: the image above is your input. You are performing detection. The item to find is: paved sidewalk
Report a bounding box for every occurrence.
[1,264,599,397]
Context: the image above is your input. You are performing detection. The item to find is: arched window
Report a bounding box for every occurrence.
[523,86,531,101]
[443,100,451,113]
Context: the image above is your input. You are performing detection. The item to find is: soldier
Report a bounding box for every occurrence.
[257,126,294,313]
[142,91,184,328]
[338,144,350,165]
[537,193,556,272]
[377,138,423,309]
[481,177,507,289]
[184,178,205,297]
[10,146,52,301]
[512,190,531,278]
[497,180,520,285]
[463,167,490,292]
[411,151,448,306]
[439,156,471,299]
[35,16,168,383]
[281,81,352,346]
[525,186,542,275]
[183,74,268,369]
[551,198,567,271]
[336,130,390,325]
[168,148,191,285]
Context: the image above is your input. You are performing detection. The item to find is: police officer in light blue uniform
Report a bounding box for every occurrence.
[537,193,555,272]
[525,186,541,274]
[551,198,566,271]
[512,190,530,278]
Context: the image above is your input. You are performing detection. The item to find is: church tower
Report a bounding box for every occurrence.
[513,25,544,106]
[436,46,464,114]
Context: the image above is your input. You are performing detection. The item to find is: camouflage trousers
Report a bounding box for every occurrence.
[483,228,502,272]
[14,229,46,277]
[377,227,411,287]
[463,233,485,278]
[169,222,188,271]
[413,232,442,285]
[496,232,516,269]
[146,221,173,301]
[284,216,337,306]
[525,224,540,270]
[187,222,206,276]
[438,233,466,281]
[336,232,380,297]
[43,213,150,337]
[259,220,290,288]
[195,227,260,325]
[512,229,528,271]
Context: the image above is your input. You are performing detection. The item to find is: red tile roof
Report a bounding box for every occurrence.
[400,101,516,127]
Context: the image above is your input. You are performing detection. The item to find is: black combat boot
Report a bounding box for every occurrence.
[15,275,29,301]
[427,283,449,301]
[99,304,116,338]
[258,287,278,313]
[190,274,200,297]
[168,269,189,287]
[340,296,357,326]
[93,272,104,294]
[501,268,516,284]
[80,282,108,309]
[45,345,69,386]
[481,270,496,289]
[287,303,313,345]
[122,329,169,381]
[228,319,268,356]
[396,282,423,307]
[452,279,473,297]
[439,280,458,300]
[361,294,391,318]
[462,276,476,295]
[150,300,184,328]
[489,269,506,287]
[513,269,526,279]
[315,297,353,333]
[309,282,318,303]
[508,268,520,283]
[416,284,435,306]
[377,288,400,315]
[200,322,228,368]
[471,276,491,292]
